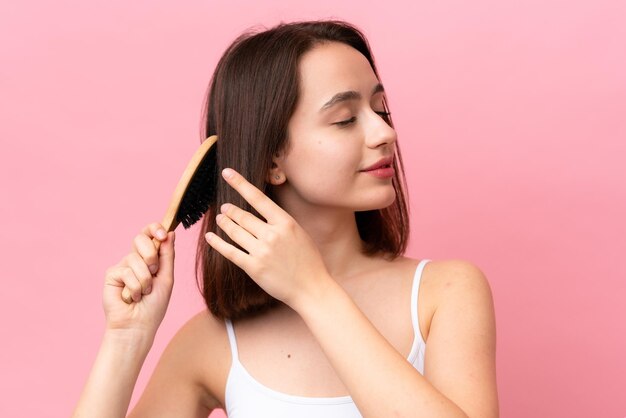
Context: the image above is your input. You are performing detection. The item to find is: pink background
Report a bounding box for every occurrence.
[1,1,624,417]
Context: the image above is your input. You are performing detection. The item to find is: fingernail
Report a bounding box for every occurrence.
[145,285,152,295]
[222,168,235,179]
[149,264,158,274]
[156,229,166,239]
[205,232,214,241]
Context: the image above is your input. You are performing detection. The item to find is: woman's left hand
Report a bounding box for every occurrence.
[205,168,331,310]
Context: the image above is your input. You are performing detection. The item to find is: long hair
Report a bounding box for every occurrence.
[195,20,411,320]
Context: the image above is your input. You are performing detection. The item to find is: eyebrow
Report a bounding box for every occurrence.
[319,83,385,112]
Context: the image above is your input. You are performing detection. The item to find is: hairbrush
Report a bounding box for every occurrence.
[122,135,218,304]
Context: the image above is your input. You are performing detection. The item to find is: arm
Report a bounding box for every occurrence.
[74,315,219,418]
[72,331,152,418]
[295,260,499,418]
[72,224,177,418]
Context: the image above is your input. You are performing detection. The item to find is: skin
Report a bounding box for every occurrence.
[72,42,499,418]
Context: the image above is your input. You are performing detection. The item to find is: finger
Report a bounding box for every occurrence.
[205,231,252,271]
[132,232,159,275]
[216,213,258,252]
[221,168,286,225]
[105,265,143,303]
[122,287,133,304]
[156,231,176,287]
[220,203,267,239]
[141,222,168,242]
[125,252,154,295]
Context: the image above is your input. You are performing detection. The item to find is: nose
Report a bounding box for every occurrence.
[365,109,397,150]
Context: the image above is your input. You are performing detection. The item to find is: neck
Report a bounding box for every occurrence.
[272,191,372,281]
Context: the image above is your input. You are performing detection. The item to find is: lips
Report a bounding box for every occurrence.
[361,156,394,171]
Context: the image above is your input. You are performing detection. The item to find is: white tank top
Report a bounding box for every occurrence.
[223,259,430,417]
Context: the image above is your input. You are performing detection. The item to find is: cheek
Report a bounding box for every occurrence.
[285,149,357,196]
[283,127,363,187]
[291,140,356,174]
[311,151,359,189]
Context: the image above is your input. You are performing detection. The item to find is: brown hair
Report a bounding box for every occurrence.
[195,20,410,320]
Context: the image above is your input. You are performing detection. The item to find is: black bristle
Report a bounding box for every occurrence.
[176,143,218,229]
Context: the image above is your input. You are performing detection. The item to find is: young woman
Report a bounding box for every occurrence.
[73,20,499,418]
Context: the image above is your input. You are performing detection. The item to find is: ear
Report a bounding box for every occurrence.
[266,150,286,185]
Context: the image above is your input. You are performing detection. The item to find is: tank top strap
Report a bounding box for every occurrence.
[411,259,431,342]
[224,318,239,361]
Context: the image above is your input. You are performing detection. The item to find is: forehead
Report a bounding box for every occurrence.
[297,42,379,105]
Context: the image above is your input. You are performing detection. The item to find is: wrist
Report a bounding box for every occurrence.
[293,272,340,319]
[102,328,154,358]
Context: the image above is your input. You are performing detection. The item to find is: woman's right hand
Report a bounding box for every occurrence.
[102,223,176,339]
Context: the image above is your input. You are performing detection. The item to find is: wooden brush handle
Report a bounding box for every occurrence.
[120,135,218,304]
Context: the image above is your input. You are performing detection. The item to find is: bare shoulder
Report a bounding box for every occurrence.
[388,257,493,343]
[425,258,494,301]
[128,310,231,417]
[421,258,496,346]
[419,258,500,418]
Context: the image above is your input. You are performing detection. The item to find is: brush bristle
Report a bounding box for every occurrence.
[176,144,218,229]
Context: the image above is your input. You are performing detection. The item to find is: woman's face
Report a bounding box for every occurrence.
[276,41,398,214]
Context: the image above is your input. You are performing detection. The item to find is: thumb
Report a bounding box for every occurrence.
[157,231,176,281]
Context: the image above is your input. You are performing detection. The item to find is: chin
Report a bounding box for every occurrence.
[356,189,397,211]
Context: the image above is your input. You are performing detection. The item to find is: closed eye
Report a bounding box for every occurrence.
[335,117,357,127]
[334,112,391,128]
